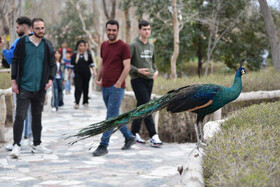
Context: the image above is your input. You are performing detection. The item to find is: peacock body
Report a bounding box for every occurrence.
[69,66,246,147]
[167,70,243,120]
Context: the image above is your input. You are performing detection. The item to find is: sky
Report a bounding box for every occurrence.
[267,0,279,8]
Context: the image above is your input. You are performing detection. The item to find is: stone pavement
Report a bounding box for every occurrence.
[0,86,195,187]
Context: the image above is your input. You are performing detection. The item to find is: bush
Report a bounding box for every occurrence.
[0,72,11,89]
[203,102,280,186]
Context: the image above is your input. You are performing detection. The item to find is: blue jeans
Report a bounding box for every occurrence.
[100,86,134,147]
[65,69,73,92]
[52,78,63,108]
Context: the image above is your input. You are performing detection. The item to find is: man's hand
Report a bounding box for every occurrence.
[95,80,102,87]
[153,70,159,79]
[114,82,121,88]
[45,80,53,90]
[11,80,19,94]
[138,68,151,75]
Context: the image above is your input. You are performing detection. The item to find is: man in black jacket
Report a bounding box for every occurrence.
[10,18,56,158]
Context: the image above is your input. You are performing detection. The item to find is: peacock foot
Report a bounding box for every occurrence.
[201,136,207,143]
[196,141,207,150]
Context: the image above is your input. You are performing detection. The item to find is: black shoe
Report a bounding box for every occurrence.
[92,144,108,156]
[121,137,136,150]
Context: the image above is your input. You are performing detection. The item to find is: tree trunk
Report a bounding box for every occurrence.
[102,0,116,20]
[92,0,101,67]
[171,0,179,79]
[258,0,280,72]
[124,8,131,43]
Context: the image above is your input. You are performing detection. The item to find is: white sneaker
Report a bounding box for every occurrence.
[28,138,33,147]
[135,133,145,144]
[5,144,13,151]
[10,145,20,158]
[31,145,52,154]
[51,107,58,112]
[74,104,79,109]
[150,134,163,147]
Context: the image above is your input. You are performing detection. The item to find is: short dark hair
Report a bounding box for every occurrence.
[31,18,44,27]
[139,20,150,29]
[106,20,119,29]
[16,16,32,27]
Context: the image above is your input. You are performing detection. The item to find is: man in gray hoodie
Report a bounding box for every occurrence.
[129,20,162,147]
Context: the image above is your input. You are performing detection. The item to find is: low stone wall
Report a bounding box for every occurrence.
[0,88,14,142]
[0,93,6,142]
[5,93,14,127]
[120,91,215,143]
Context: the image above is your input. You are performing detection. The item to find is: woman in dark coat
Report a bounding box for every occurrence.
[68,40,95,109]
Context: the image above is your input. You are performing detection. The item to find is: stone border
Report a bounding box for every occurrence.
[0,88,13,142]
[178,120,225,186]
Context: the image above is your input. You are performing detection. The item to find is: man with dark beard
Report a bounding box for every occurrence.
[0,16,33,152]
[0,16,32,64]
[93,20,136,156]
[10,18,56,158]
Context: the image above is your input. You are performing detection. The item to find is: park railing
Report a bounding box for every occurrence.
[0,69,11,73]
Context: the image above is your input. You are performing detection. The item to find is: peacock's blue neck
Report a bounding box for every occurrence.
[220,72,242,105]
[228,72,242,100]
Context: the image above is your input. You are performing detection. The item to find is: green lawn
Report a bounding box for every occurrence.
[203,102,280,186]
[126,67,280,95]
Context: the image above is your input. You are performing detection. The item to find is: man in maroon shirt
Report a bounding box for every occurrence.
[93,20,136,156]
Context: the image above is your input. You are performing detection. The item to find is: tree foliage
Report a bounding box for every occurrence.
[4,0,278,76]
[127,0,274,75]
[49,1,93,50]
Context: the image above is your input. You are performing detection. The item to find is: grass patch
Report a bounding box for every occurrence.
[203,102,280,186]
[0,72,11,89]
[126,67,280,95]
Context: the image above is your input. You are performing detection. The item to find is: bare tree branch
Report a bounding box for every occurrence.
[69,0,99,49]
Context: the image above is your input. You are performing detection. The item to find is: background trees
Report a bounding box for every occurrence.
[0,0,279,76]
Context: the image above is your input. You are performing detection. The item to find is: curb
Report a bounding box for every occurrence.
[178,120,225,186]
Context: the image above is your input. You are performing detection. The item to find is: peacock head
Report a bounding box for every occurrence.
[238,59,246,76]
[236,67,246,77]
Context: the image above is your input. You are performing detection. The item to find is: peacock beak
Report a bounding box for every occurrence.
[241,69,246,75]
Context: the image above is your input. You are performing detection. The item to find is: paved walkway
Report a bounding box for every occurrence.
[0,85,195,187]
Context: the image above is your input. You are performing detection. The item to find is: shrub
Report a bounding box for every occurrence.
[203,102,280,186]
[0,72,11,89]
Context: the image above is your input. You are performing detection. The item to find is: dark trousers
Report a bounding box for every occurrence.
[13,88,46,146]
[131,78,156,138]
[74,72,91,104]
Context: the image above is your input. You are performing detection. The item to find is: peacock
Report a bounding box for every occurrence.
[69,62,246,147]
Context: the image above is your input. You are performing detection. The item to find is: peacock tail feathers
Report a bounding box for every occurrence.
[68,93,173,144]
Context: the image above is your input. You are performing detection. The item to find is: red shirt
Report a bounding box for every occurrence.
[101,40,131,88]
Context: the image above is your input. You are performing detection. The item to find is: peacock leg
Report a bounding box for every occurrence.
[195,123,206,148]
[194,123,201,147]
[199,122,206,143]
